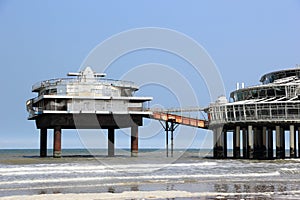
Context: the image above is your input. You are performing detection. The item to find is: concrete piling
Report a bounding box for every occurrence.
[213,127,226,158]
[108,128,115,157]
[53,127,61,158]
[267,128,273,159]
[298,127,300,158]
[262,126,267,159]
[242,128,248,158]
[40,129,47,157]
[276,126,285,159]
[248,125,254,159]
[233,126,240,158]
[290,125,296,158]
[223,129,227,158]
[131,125,138,157]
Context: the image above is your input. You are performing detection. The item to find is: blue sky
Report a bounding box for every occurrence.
[0,0,299,150]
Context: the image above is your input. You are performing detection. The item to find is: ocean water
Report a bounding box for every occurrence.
[1,149,300,199]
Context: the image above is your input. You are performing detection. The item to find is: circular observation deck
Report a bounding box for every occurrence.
[208,67,300,127]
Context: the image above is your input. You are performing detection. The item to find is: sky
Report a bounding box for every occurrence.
[0,0,299,150]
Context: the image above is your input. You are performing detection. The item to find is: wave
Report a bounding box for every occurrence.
[0,161,218,176]
[0,171,280,186]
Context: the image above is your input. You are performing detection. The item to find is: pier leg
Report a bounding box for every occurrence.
[170,121,174,157]
[267,128,273,159]
[281,127,285,159]
[213,127,224,158]
[40,128,47,157]
[213,128,217,158]
[223,129,227,158]
[290,125,296,158]
[248,125,254,159]
[131,125,138,157]
[254,127,264,159]
[233,126,240,158]
[298,127,300,158]
[262,126,267,159]
[108,128,115,157]
[276,126,285,159]
[166,121,169,157]
[242,128,248,158]
[53,127,61,158]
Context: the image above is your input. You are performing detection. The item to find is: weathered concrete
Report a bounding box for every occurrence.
[242,128,248,158]
[276,126,285,159]
[40,129,47,157]
[131,125,138,157]
[253,127,262,159]
[233,126,240,158]
[223,129,227,158]
[53,127,61,158]
[213,126,226,158]
[290,125,296,158]
[262,126,267,159]
[108,128,115,157]
[247,125,254,159]
[267,128,273,159]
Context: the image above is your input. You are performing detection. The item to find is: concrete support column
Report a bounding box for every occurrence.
[53,127,62,158]
[290,125,296,158]
[298,127,300,158]
[213,128,217,158]
[248,125,254,159]
[131,125,138,157]
[253,127,260,159]
[242,128,248,158]
[262,126,267,159]
[40,129,47,157]
[233,126,240,158]
[223,129,227,158]
[281,127,285,159]
[276,126,285,159]
[108,128,115,157]
[267,128,273,159]
[213,127,225,158]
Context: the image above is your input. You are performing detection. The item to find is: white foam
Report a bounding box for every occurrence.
[0,171,280,186]
[0,162,218,175]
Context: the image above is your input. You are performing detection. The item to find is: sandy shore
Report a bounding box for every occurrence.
[2,189,300,199]
[0,191,212,200]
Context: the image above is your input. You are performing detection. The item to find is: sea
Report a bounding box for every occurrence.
[1,149,300,199]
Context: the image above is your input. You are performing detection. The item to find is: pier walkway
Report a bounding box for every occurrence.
[148,108,208,157]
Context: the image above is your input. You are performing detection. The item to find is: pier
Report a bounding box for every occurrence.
[27,67,300,159]
[26,67,152,158]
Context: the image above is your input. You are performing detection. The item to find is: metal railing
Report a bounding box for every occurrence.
[209,101,300,124]
[32,77,138,92]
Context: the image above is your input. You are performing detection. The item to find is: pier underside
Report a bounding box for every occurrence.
[212,122,300,159]
[34,114,144,158]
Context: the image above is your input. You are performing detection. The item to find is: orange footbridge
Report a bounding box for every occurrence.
[150,109,209,129]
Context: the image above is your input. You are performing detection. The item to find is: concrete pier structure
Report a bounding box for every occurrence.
[213,126,226,158]
[276,126,285,159]
[27,67,152,158]
[53,127,61,158]
[298,127,300,158]
[40,129,47,157]
[247,125,254,159]
[290,125,296,158]
[242,128,248,158]
[131,125,138,157]
[108,128,115,157]
[267,128,273,159]
[208,68,300,159]
[233,126,240,158]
